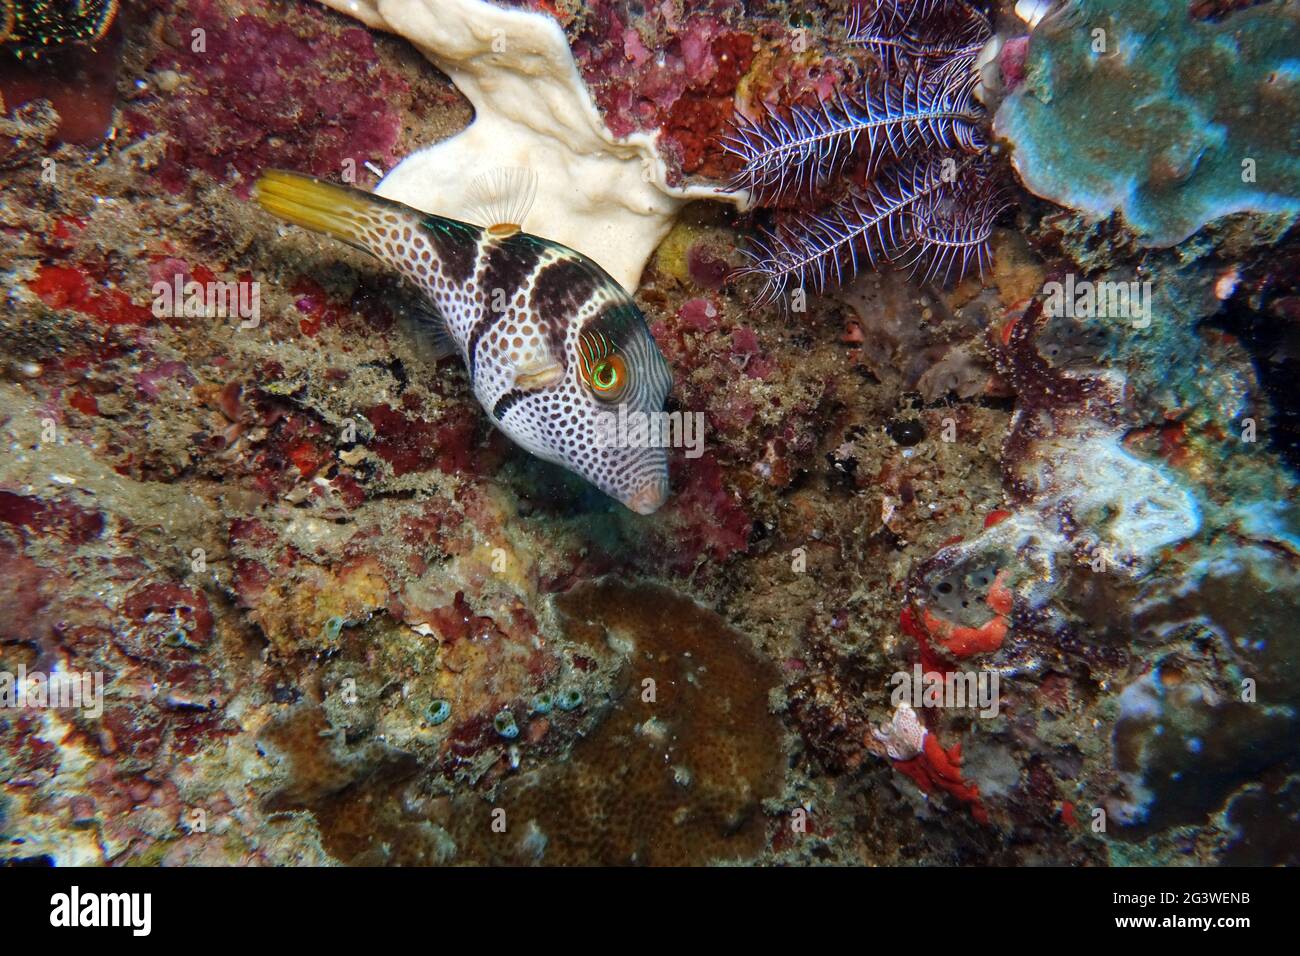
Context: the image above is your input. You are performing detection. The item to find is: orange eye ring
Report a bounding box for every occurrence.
[588,354,627,400]
[578,333,629,401]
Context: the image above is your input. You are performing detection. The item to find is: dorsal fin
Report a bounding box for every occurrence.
[465,167,538,238]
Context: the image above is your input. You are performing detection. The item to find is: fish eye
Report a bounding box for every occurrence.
[594,360,618,390]
[578,333,628,401]
[586,355,628,401]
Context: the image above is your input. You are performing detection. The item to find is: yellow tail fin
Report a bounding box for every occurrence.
[254,170,402,252]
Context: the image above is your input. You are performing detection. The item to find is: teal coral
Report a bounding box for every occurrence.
[427,699,452,726]
[994,0,1300,246]
[493,710,520,739]
[555,689,584,712]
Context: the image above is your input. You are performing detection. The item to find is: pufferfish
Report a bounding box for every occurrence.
[254,168,673,514]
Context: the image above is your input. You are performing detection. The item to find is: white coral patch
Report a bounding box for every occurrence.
[1050,434,1201,566]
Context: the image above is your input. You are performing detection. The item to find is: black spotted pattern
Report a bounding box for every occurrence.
[483,234,544,302]
[467,236,547,377]
[492,388,526,421]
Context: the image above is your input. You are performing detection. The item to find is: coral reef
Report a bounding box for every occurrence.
[277,580,784,865]
[1,0,1298,869]
[148,0,409,198]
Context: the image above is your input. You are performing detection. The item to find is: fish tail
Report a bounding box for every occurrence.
[254,170,420,259]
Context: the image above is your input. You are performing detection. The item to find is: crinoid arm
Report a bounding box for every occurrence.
[851,0,952,32]
[721,92,873,204]
[898,172,1011,285]
[729,1,1008,302]
[735,158,952,303]
[856,70,985,165]
[861,0,991,35]
[847,0,992,84]
[723,69,983,205]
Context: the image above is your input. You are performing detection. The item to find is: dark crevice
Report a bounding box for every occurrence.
[1210,293,1300,476]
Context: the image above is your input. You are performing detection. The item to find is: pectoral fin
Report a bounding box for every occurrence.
[403,303,458,361]
[513,359,564,391]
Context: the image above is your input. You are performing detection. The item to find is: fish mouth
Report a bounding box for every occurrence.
[624,478,669,515]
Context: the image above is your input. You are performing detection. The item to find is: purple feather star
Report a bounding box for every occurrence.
[724,0,1010,303]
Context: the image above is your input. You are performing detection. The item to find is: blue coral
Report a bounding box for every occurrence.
[994,0,1300,246]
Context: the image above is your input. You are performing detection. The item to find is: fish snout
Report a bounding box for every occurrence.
[625,478,669,515]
